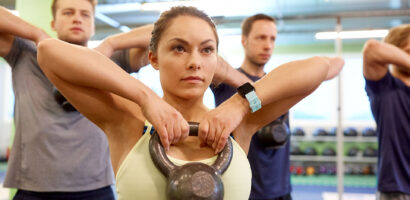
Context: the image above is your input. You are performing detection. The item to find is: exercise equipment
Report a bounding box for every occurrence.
[292,127,305,136]
[305,166,315,176]
[295,166,304,175]
[362,127,376,137]
[149,122,233,200]
[304,147,317,156]
[53,87,77,112]
[322,147,336,156]
[256,112,290,148]
[327,127,337,137]
[344,127,358,137]
[347,147,359,157]
[363,147,377,157]
[313,128,328,136]
[290,146,304,155]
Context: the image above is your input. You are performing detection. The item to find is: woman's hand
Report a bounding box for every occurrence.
[34,29,50,46]
[94,39,114,57]
[141,95,189,151]
[199,94,249,153]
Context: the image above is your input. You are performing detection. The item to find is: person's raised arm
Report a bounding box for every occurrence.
[212,56,253,87]
[363,39,410,80]
[94,24,153,72]
[38,38,188,150]
[199,56,344,153]
[0,6,49,57]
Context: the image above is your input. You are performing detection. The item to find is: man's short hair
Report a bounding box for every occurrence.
[384,24,410,49]
[241,14,276,37]
[51,0,97,19]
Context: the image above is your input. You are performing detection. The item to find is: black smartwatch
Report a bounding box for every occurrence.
[237,82,261,113]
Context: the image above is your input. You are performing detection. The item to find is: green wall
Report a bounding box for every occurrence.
[16,0,56,37]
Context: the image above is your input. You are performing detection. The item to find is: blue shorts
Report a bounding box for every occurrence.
[13,186,115,200]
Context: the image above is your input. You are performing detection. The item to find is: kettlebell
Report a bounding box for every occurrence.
[149,122,233,200]
[53,87,77,112]
[256,112,290,148]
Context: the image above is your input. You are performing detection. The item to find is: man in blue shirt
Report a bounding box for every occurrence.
[211,14,292,200]
[362,24,410,200]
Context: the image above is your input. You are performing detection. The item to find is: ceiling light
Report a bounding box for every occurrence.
[315,29,389,40]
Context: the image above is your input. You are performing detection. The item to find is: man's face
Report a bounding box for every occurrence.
[51,0,95,46]
[242,20,277,67]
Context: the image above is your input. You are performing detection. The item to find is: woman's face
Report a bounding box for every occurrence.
[150,15,218,100]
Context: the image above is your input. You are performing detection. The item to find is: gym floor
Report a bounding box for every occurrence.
[0,161,377,200]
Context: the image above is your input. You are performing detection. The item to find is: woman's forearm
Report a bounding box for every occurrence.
[255,56,336,106]
[0,6,49,44]
[37,38,156,107]
[363,39,410,72]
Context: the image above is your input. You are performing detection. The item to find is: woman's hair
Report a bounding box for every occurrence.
[149,6,219,54]
[384,24,410,49]
[241,14,276,37]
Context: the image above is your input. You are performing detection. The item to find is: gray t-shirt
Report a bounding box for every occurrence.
[4,37,132,192]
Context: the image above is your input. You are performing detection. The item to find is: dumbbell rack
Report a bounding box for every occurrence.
[289,124,378,188]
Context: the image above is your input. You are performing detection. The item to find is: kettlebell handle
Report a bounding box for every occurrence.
[188,122,199,136]
[149,122,233,177]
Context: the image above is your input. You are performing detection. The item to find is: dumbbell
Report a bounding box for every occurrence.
[149,122,233,200]
[53,87,77,112]
[344,127,358,137]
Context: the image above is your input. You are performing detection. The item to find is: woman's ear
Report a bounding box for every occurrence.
[148,51,159,70]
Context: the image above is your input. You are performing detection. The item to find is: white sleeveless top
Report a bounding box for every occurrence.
[116,123,252,199]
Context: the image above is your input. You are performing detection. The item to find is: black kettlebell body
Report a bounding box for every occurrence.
[150,122,233,200]
[256,112,290,148]
[53,87,77,112]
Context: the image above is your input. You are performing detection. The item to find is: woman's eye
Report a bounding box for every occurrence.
[173,46,185,53]
[202,47,214,54]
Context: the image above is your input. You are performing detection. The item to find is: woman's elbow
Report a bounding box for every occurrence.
[37,38,58,69]
[363,39,382,60]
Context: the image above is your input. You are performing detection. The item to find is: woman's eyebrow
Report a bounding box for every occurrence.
[168,38,215,46]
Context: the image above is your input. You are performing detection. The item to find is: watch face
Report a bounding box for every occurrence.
[239,82,254,95]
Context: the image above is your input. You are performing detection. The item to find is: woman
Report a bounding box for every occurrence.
[37,6,344,199]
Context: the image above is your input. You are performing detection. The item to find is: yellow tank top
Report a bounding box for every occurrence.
[116,123,252,200]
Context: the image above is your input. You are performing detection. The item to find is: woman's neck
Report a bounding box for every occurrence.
[163,93,209,121]
[162,93,215,161]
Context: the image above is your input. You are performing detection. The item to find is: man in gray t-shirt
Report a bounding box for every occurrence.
[0,0,152,199]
